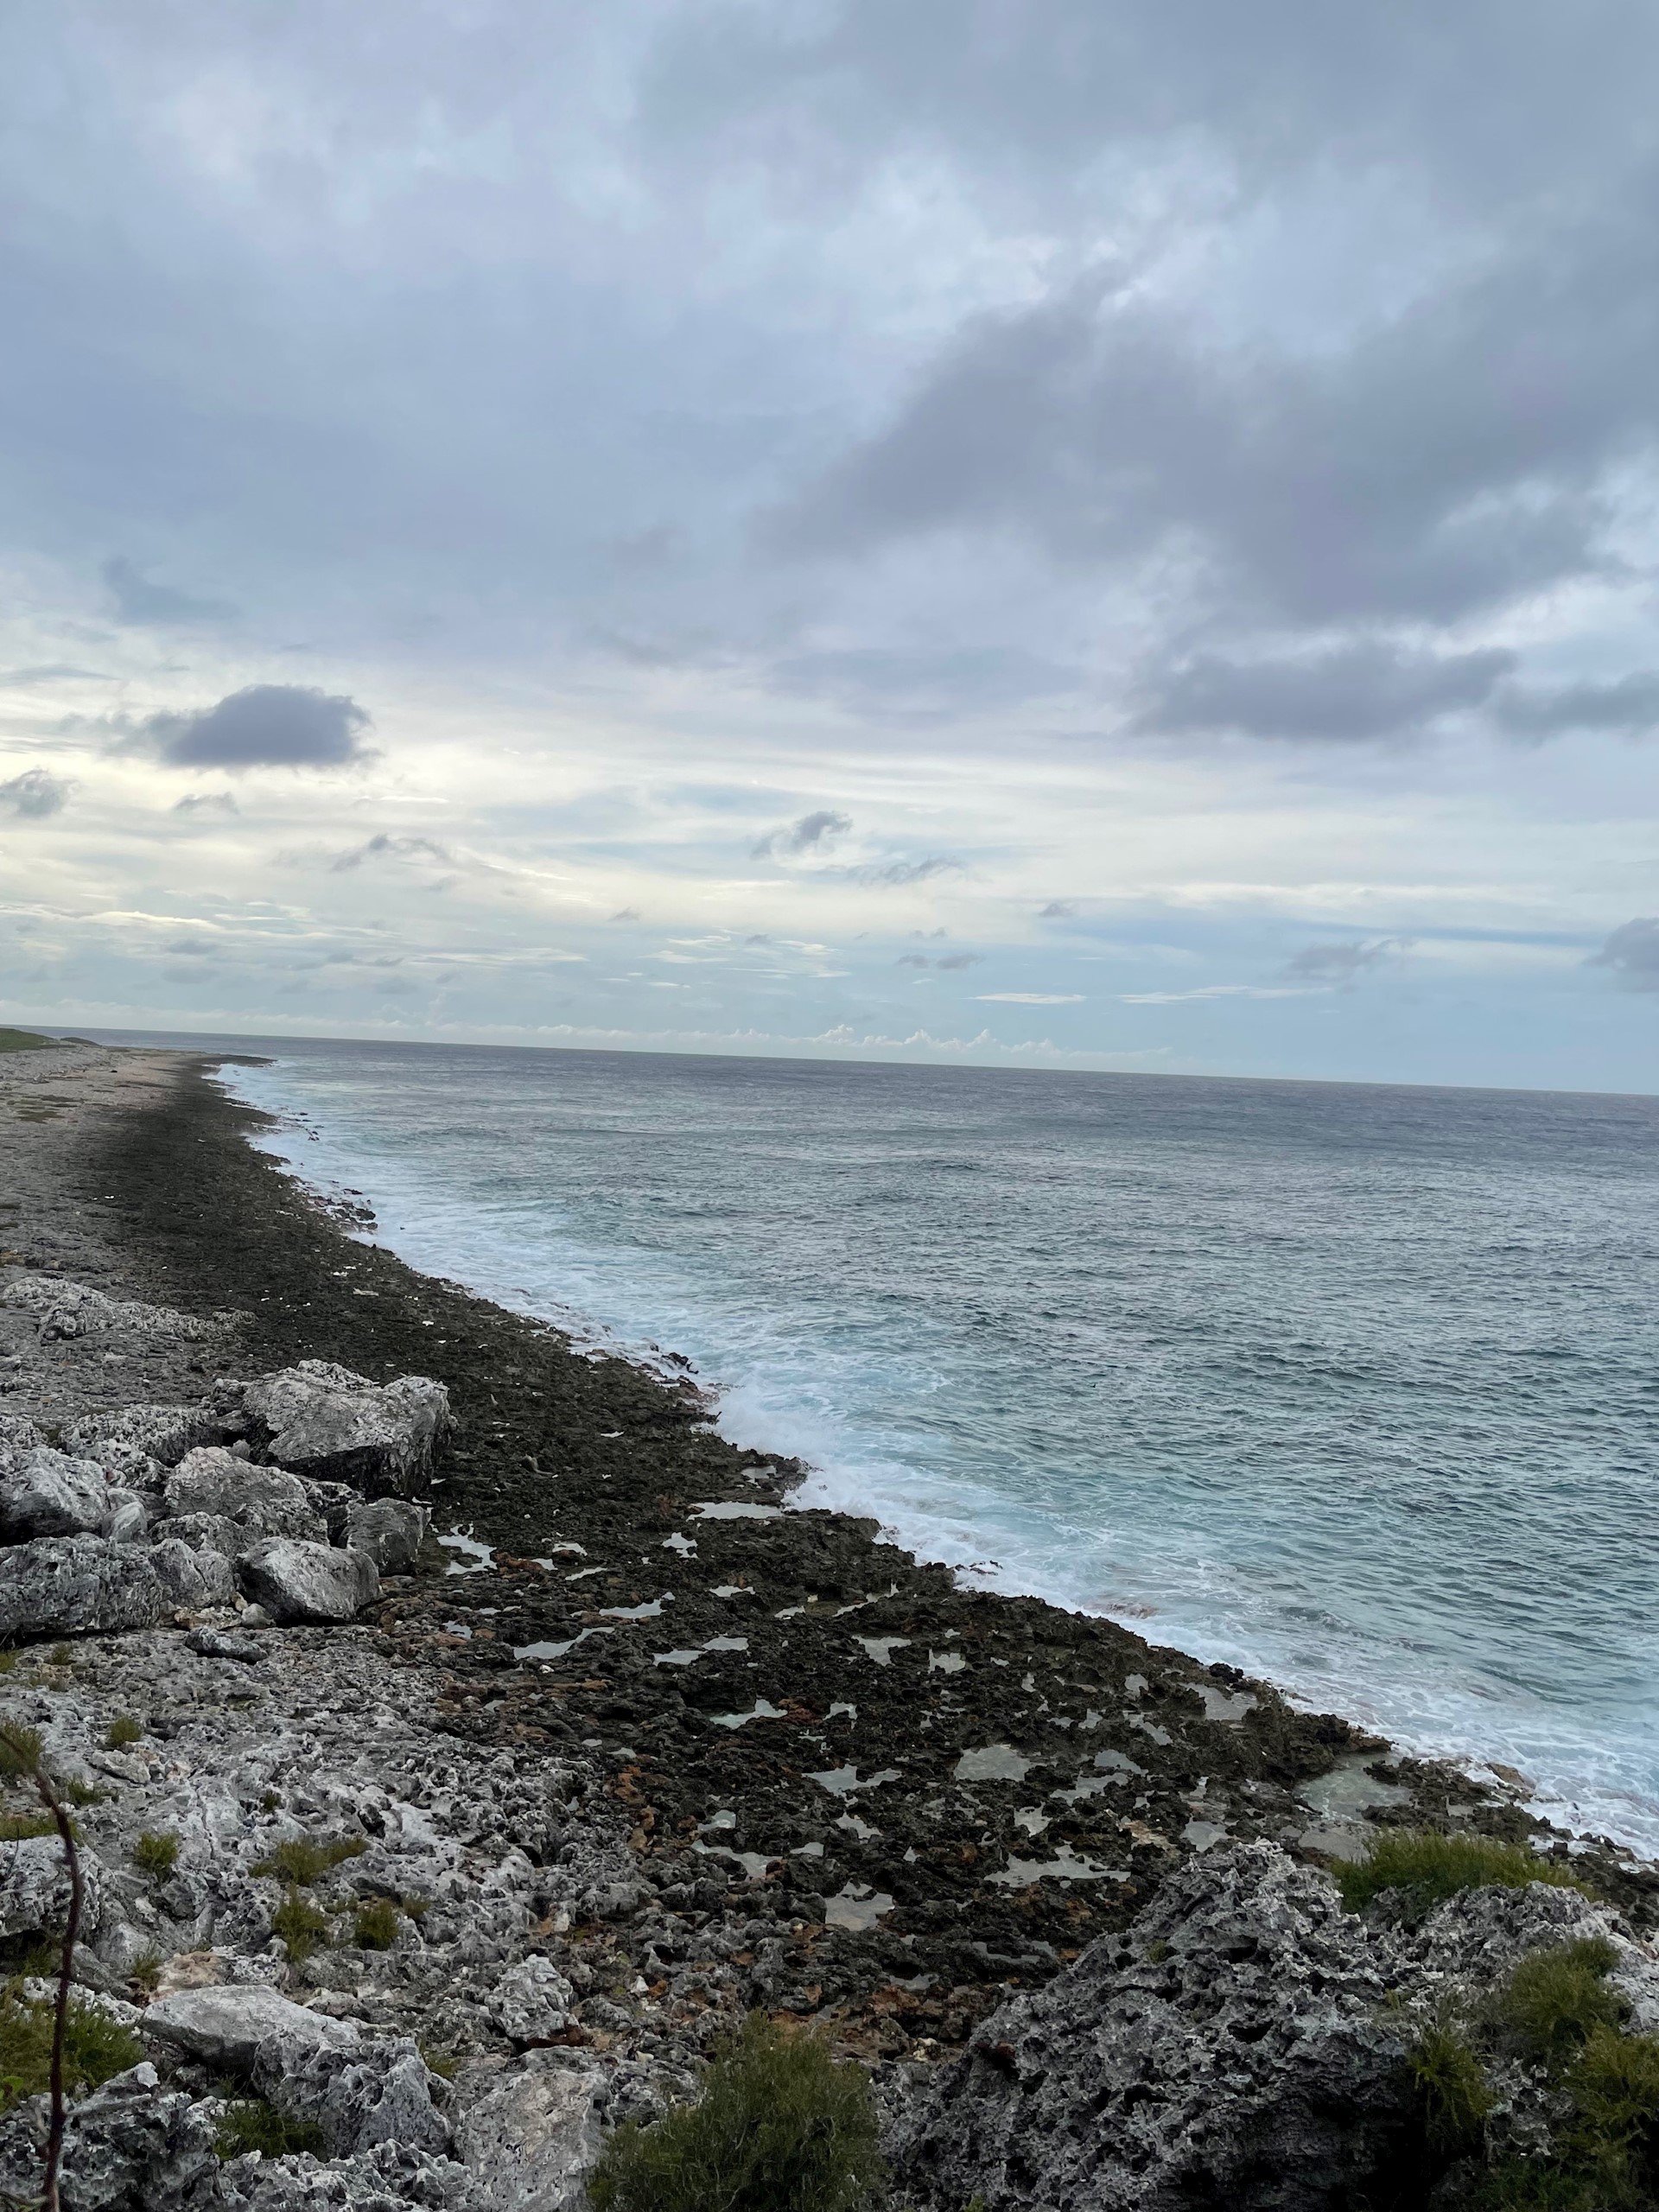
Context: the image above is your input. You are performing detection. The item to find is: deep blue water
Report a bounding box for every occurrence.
[118,1035,1658,1851]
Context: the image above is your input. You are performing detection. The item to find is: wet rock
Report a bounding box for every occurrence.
[253,2034,449,2156]
[228,1362,451,1498]
[488,1955,575,2044]
[0,1833,104,1940]
[452,2053,607,2212]
[0,1535,165,1641]
[163,1450,327,1544]
[0,2062,220,2212]
[344,1497,429,1575]
[150,1538,237,1611]
[143,1985,356,2074]
[237,1539,379,1625]
[888,1840,1408,2212]
[0,1446,110,1541]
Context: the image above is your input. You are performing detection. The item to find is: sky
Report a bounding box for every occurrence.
[2,1,1657,1092]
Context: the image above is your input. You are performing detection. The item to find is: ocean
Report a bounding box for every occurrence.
[149,1037,1657,1853]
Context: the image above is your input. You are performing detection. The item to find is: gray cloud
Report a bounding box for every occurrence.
[753,809,853,858]
[898,950,982,969]
[141,686,374,769]
[1039,899,1077,918]
[172,791,239,816]
[103,557,236,626]
[0,768,72,818]
[1283,938,1402,982]
[1589,917,1659,989]
[851,855,960,887]
[330,834,450,873]
[1139,643,1516,741]
[1496,672,1659,740]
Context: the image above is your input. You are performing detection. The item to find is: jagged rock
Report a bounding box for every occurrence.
[62,1406,223,1475]
[186,1626,268,1662]
[102,1488,149,1542]
[488,1955,575,2044]
[253,2034,449,2156]
[1,1276,217,1345]
[143,1985,355,2073]
[0,1535,166,1641]
[164,1450,327,1544]
[0,1447,111,1541]
[0,1833,104,1939]
[237,1539,379,1625]
[0,1412,43,1460]
[217,2139,482,2210]
[344,1497,429,1575]
[150,1538,237,1611]
[452,2053,607,2212]
[0,2063,220,2212]
[888,1841,1410,2212]
[155,1511,245,1558]
[228,1363,451,1498]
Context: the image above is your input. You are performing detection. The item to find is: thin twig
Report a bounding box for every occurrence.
[0,1720,77,2212]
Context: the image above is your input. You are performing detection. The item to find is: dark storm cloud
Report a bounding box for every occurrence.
[1137,644,1516,741]
[1495,673,1659,741]
[139,686,374,769]
[102,557,236,626]
[1589,918,1659,989]
[753,810,852,858]
[0,768,71,818]
[1283,939,1401,983]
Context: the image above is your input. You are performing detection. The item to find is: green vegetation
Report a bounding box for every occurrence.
[400,1891,431,1921]
[418,2040,457,2081]
[132,1831,179,1880]
[46,1646,73,1672]
[254,1834,367,1885]
[1399,1939,1659,2208]
[588,2012,885,2212]
[213,2096,328,2159]
[0,1812,60,1844]
[1337,1829,1584,1918]
[270,1887,330,1964]
[353,1898,399,1950]
[0,1985,143,2116]
[128,1949,162,1996]
[0,1031,50,1055]
[102,1716,143,1751]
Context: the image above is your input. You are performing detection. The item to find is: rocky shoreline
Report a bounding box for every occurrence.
[0,1033,1654,2209]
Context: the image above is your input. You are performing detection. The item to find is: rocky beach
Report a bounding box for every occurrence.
[0,1031,1655,2210]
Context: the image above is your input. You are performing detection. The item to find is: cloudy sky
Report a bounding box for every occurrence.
[3,1,1657,1090]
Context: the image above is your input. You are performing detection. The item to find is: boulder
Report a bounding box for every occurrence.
[101,1489,149,1543]
[150,1539,236,1611]
[62,1406,222,1475]
[152,1511,245,1559]
[216,2139,483,2211]
[186,1627,268,1663]
[237,1539,379,1625]
[452,2053,607,2212]
[0,1413,42,1461]
[230,1362,450,1497]
[163,1450,327,1543]
[0,1447,110,1541]
[253,2034,449,2157]
[0,1834,104,1940]
[344,1497,429,1575]
[0,1535,166,1642]
[143,1986,354,2074]
[0,2061,220,2212]
[488,1955,575,2045]
[1,1276,215,1345]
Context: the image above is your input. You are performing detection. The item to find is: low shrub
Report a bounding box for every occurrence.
[1337,1830,1584,1917]
[254,1834,367,1886]
[103,1716,143,1751]
[0,1985,143,2115]
[353,1898,399,1950]
[0,1812,60,1844]
[133,1830,179,1879]
[1492,1939,1627,2063]
[1408,2014,1493,2152]
[214,2096,328,2159]
[270,1887,330,1964]
[46,1645,73,1672]
[588,2011,884,2212]
[129,1948,162,1996]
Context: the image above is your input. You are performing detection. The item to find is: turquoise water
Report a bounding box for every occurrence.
[198,1039,1657,1851]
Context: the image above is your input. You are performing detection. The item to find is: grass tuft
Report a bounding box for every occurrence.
[270,1886,330,1964]
[103,1716,143,1751]
[588,2011,884,2212]
[1336,1829,1585,1918]
[1408,2013,1493,2152]
[0,1729,43,1783]
[0,1985,143,2116]
[1491,1939,1628,2063]
[133,1830,180,1879]
[213,2096,328,2160]
[254,1834,367,1886]
[0,1813,60,1844]
[353,1898,399,1950]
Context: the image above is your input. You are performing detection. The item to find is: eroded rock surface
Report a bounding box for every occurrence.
[225,1363,451,1498]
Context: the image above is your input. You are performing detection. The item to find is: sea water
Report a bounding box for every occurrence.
[180,1039,1656,1852]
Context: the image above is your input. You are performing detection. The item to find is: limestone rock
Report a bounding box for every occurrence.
[488,1955,575,2044]
[143,1985,355,2074]
[0,1833,104,1940]
[0,1535,166,1642]
[216,2139,483,2211]
[150,1538,237,1611]
[101,1488,149,1543]
[344,1497,429,1575]
[1,1276,216,1346]
[185,1626,268,1662]
[0,1447,111,1541]
[229,1362,451,1497]
[153,1511,245,1558]
[0,1413,43,1461]
[62,1406,222,1475]
[253,2034,449,2156]
[164,1450,327,1544]
[0,2062,220,2212]
[238,1539,379,1624]
[452,2052,607,2212]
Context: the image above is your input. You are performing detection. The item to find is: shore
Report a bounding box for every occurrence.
[3,1034,1643,2034]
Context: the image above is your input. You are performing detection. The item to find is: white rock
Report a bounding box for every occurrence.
[453,2054,606,2212]
[254,2035,449,2156]
[61,1404,221,1473]
[0,1834,104,1940]
[0,1414,42,1461]
[0,1448,110,1541]
[488,1955,575,2044]
[164,1449,327,1543]
[232,1362,451,1498]
[0,1535,166,1640]
[101,1488,149,1543]
[237,1539,379,1625]
[150,1538,237,1611]
[143,1985,356,2073]
[1,1276,216,1344]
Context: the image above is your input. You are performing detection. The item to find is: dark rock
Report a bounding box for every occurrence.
[343,1497,429,1575]
[186,1626,269,1662]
